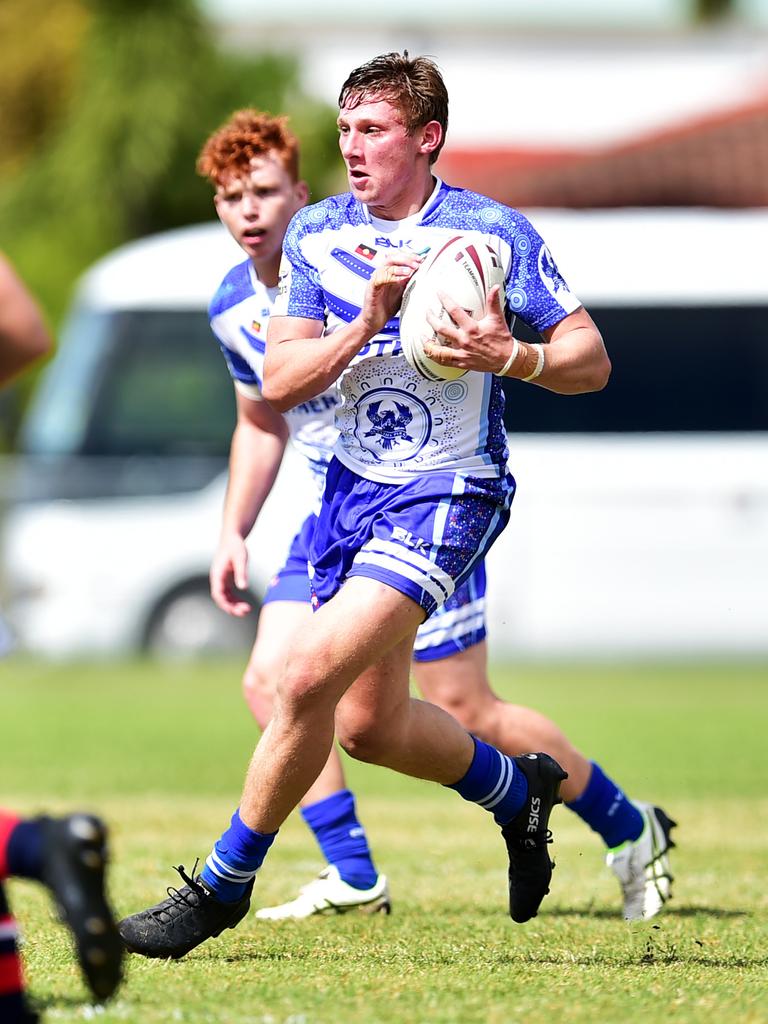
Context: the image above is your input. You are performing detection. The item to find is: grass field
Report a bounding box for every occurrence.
[3,657,767,1023]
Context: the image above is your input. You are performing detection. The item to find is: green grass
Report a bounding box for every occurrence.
[2,658,767,1023]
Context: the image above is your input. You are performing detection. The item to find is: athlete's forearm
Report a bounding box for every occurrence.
[264,319,374,412]
[499,308,611,395]
[220,418,287,541]
[532,326,610,394]
[0,255,53,385]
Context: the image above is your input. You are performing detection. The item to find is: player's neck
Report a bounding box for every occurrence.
[250,253,281,288]
[368,174,436,222]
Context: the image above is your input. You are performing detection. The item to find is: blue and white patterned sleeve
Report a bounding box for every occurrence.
[272,210,326,321]
[500,211,581,333]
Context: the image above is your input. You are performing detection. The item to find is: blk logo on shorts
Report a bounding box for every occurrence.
[392,527,428,553]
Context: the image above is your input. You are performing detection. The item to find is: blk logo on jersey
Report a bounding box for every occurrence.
[355,243,377,260]
[353,388,431,463]
[374,237,413,249]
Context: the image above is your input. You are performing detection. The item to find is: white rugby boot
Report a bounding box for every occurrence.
[255,866,390,920]
[606,801,677,921]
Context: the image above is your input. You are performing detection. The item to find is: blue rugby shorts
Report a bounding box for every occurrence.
[309,458,514,622]
[264,509,494,661]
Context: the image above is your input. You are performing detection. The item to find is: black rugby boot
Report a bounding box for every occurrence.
[39,814,123,1001]
[119,863,252,960]
[501,753,568,923]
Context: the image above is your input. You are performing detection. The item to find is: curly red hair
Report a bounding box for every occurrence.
[197,109,300,187]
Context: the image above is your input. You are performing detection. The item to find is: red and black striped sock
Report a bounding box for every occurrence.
[0,885,38,1023]
[0,811,22,881]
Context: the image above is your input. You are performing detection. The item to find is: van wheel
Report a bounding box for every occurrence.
[144,583,259,658]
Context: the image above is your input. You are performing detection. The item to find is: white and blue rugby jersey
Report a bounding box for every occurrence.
[272,178,581,484]
[209,259,339,495]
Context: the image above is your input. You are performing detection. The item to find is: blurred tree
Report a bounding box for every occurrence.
[691,0,736,20]
[0,0,89,180]
[0,0,339,325]
[0,0,339,446]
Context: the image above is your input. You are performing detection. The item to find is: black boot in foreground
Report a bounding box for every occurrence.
[501,753,568,923]
[118,863,252,960]
[40,814,123,1001]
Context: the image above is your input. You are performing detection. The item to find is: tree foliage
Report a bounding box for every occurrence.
[0,0,340,326]
[691,0,736,21]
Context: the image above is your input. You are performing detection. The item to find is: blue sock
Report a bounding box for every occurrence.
[200,809,277,903]
[5,821,43,881]
[446,737,528,826]
[566,762,644,848]
[301,790,378,891]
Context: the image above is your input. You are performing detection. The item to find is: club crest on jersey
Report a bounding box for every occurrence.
[365,401,414,450]
[353,388,431,463]
[538,245,569,300]
[355,243,377,260]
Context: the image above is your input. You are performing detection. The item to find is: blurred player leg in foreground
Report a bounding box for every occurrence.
[0,257,123,1013]
[0,811,122,1016]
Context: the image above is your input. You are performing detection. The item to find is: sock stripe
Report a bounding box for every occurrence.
[447,739,528,826]
[477,751,514,810]
[205,852,256,883]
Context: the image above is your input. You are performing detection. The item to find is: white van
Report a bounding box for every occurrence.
[2,210,767,657]
[2,223,317,657]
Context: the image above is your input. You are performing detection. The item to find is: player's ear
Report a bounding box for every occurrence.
[419,121,443,158]
[295,180,309,208]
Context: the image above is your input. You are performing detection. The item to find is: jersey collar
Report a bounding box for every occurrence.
[363,176,444,229]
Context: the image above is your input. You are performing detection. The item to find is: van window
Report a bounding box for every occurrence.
[24,309,235,457]
[505,305,767,432]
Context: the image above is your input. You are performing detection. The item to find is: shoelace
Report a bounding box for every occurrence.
[508,829,554,852]
[148,859,206,923]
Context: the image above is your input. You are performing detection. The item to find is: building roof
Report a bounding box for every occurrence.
[436,94,768,207]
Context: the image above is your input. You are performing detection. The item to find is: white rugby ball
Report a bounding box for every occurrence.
[399,235,505,382]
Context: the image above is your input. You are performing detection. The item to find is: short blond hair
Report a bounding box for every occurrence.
[338,52,449,164]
